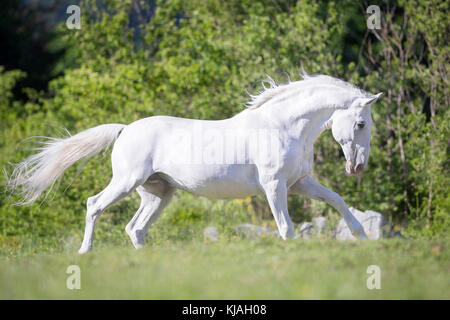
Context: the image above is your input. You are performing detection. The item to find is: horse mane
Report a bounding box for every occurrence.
[245,72,370,109]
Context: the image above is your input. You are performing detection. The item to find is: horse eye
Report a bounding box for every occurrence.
[357,122,365,129]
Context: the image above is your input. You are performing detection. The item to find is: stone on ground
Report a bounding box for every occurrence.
[203,226,219,241]
[295,217,327,238]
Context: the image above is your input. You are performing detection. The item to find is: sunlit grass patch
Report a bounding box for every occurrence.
[0,238,448,299]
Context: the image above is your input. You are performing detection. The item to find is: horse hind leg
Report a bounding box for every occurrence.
[125,179,175,249]
[78,175,148,254]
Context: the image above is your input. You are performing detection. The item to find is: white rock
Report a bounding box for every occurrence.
[313,216,327,234]
[203,226,219,241]
[295,217,327,238]
[335,207,389,240]
[297,222,314,238]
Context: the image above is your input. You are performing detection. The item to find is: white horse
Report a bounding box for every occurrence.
[7,73,382,254]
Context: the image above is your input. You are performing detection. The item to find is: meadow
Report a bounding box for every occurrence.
[1,236,449,299]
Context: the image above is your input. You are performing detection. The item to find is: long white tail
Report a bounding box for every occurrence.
[6,123,126,205]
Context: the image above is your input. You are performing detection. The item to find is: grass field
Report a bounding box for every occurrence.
[1,237,449,299]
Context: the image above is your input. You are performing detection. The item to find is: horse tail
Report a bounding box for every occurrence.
[6,123,126,205]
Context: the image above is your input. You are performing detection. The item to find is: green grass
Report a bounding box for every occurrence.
[1,237,449,299]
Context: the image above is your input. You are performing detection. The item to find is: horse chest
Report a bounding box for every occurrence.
[282,144,314,186]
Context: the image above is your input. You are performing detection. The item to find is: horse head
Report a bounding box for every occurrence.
[328,92,382,176]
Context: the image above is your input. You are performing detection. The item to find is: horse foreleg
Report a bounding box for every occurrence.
[261,179,295,240]
[289,175,367,239]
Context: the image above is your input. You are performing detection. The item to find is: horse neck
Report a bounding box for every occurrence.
[254,90,347,146]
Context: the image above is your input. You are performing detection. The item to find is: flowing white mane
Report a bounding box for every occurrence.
[245,72,370,109]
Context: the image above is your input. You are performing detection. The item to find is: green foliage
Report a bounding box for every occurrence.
[0,67,25,122]
[0,0,448,254]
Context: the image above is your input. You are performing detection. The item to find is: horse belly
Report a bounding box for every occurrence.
[156,164,262,199]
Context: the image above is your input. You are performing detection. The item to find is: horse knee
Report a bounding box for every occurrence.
[326,191,345,209]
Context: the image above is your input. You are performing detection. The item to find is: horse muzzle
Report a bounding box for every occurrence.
[346,161,365,176]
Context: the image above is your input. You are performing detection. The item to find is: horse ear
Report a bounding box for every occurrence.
[361,92,383,107]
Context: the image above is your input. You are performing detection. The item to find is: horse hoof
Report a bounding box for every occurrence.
[132,237,146,249]
[78,247,91,254]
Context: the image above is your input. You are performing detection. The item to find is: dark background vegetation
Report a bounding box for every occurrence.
[0,0,448,253]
